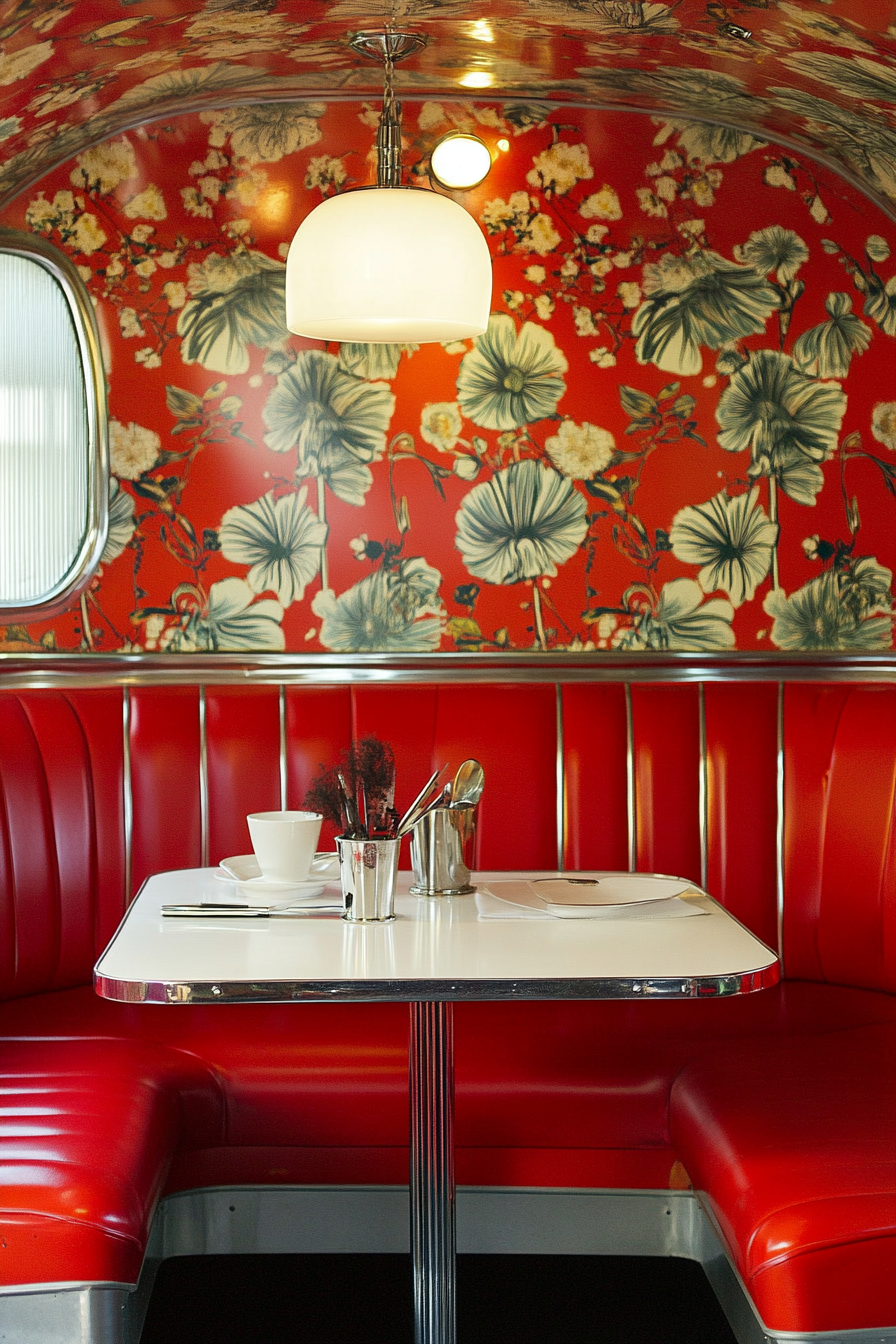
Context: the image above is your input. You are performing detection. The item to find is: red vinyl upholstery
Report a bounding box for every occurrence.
[670,1023,896,1331]
[0,679,894,1335]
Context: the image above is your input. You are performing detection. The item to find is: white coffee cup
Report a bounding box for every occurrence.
[246,810,323,883]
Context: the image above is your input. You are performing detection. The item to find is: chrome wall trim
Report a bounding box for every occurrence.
[198,685,209,869]
[279,683,288,808]
[1,651,894,690]
[776,681,785,969]
[122,687,133,903]
[625,682,636,872]
[698,682,708,891]
[555,683,565,871]
[0,229,109,624]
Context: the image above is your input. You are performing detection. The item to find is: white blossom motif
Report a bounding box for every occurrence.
[109,420,160,479]
[312,559,443,652]
[71,137,137,192]
[669,488,778,606]
[455,460,587,584]
[545,420,615,479]
[101,479,136,563]
[263,351,395,506]
[871,402,896,451]
[527,142,593,195]
[420,403,463,453]
[219,489,327,606]
[457,315,567,430]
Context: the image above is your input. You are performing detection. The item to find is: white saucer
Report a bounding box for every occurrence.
[215,852,339,892]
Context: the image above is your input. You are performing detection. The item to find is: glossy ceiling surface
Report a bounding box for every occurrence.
[1,2,895,216]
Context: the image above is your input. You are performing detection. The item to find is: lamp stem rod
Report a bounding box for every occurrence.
[376,38,403,188]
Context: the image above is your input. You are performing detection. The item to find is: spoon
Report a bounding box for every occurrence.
[449,758,484,808]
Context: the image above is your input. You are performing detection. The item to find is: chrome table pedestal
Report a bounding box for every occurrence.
[409,1000,456,1344]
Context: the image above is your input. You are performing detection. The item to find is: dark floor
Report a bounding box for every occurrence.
[141,1253,738,1343]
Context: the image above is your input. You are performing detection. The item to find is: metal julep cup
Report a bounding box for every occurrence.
[409,805,476,897]
[336,836,400,922]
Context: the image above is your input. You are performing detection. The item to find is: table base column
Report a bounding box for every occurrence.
[409,1000,455,1344]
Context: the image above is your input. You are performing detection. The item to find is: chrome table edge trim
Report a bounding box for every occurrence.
[94,965,780,1005]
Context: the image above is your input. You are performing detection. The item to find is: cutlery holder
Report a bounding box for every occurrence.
[336,835,399,922]
[409,805,476,897]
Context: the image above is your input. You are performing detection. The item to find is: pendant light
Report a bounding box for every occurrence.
[285,30,493,344]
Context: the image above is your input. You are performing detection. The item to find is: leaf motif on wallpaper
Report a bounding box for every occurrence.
[653,119,765,165]
[615,578,735,651]
[166,577,285,652]
[716,350,846,504]
[767,87,896,200]
[578,65,758,126]
[177,250,288,374]
[863,274,896,338]
[792,292,872,378]
[632,252,778,375]
[338,342,417,381]
[780,52,896,110]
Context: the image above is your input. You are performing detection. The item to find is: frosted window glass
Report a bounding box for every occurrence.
[0,253,90,605]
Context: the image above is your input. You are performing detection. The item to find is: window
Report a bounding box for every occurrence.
[0,229,107,620]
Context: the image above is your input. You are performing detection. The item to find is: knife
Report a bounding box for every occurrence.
[162,904,343,919]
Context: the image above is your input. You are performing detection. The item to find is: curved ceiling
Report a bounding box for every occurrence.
[1,1,895,216]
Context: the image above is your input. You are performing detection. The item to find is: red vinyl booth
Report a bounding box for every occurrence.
[0,669,894,1340]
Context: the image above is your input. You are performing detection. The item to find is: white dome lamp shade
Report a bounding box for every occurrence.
[285,30,493,344]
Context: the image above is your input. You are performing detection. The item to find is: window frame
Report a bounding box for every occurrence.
[0,227,108,622]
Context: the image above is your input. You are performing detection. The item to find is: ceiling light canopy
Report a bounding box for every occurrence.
[430,132,492,190]
[285,30,492,345]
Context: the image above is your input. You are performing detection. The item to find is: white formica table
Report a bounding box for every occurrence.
[95,869,779,1344]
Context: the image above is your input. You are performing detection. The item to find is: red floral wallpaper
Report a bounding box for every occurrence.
[1,100,894,654]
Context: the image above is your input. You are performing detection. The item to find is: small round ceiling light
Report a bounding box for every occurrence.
[459,71,493,88]
[430,132,492,190]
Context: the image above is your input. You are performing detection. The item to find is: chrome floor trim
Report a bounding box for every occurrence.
[0,1284,130,1344]
[5,1187,892,1344]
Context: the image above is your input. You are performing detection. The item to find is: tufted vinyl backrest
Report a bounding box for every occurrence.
[783,683,896,994]
[0,679,893,999]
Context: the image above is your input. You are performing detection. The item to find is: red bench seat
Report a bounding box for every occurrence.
[671,1022,896,1332]
[0,1036,218,1286]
